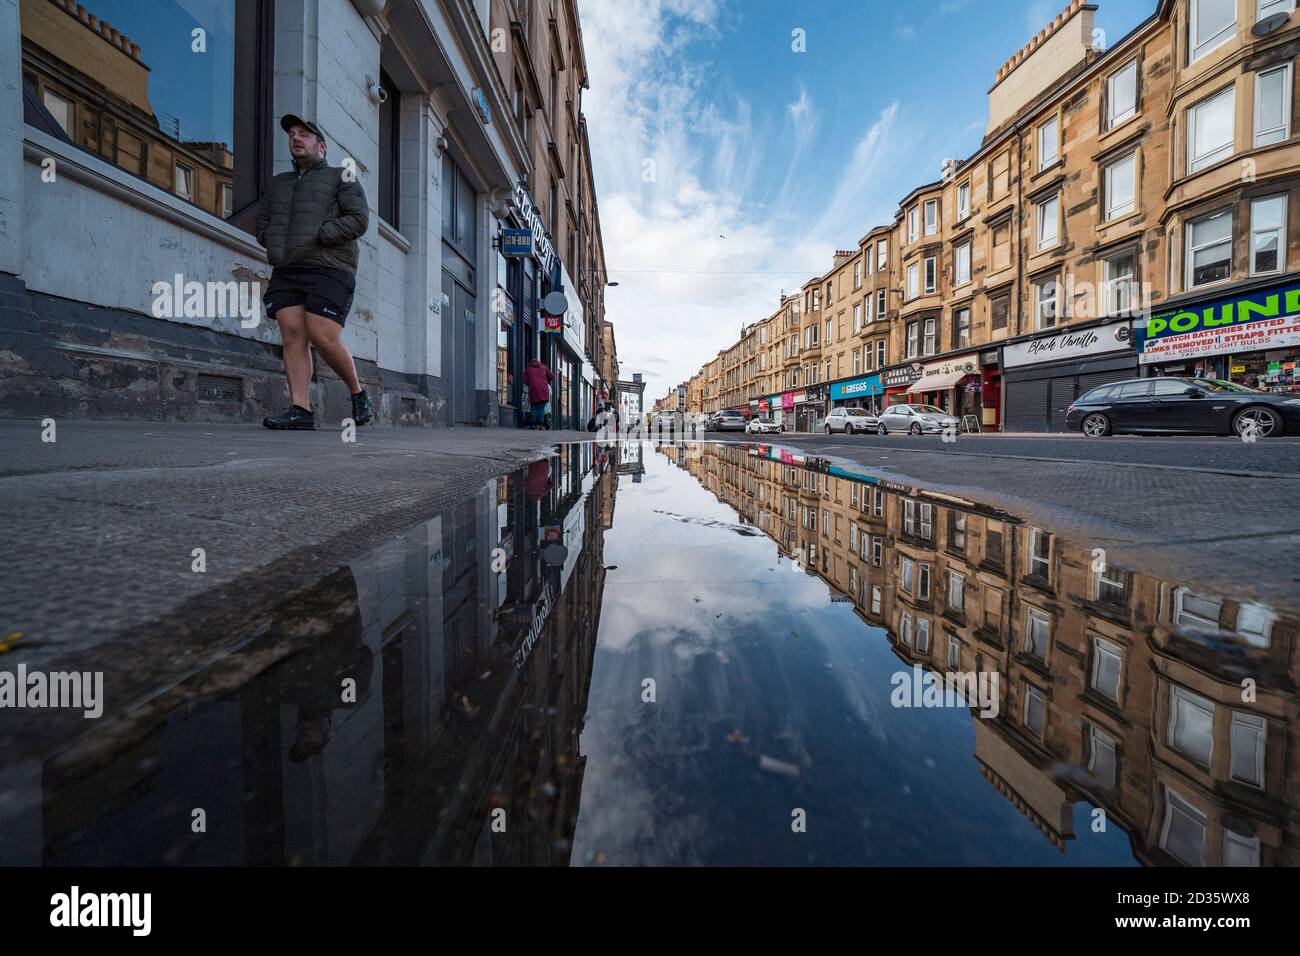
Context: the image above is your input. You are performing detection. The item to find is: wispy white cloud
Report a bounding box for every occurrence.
[581,0,917,404]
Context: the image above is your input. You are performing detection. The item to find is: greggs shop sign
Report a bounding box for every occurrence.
[1135,280,1300,364]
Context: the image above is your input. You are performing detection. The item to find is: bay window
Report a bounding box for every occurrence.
[1188,85,1236,173]
[1038,115,1059,170]
[1190,0,1236,63]
[1107,59,1138,128]
[954,241,971,285]
[1254,63,1292,147]
[1034,276,1059,329]
[1036,195,1059,250]
[1104,152,1136,220]
[1250,195,1286,275]
[1186,208,1232,287]
[1103,250,1136,315]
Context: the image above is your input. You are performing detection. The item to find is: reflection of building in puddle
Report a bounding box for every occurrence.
[19,447,616,865]
[669,442,1299,866]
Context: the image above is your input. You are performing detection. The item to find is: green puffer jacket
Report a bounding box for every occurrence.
[255,156,369,274]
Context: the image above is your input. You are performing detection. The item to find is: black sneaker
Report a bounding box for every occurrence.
[350,389,373,426]
[263,404,317,430]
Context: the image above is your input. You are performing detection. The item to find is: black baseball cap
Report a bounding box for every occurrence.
[280,114,326,141]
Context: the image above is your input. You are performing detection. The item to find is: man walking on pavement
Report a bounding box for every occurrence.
[257,115,372,429]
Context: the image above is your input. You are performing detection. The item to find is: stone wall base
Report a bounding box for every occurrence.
[0,273,459,427]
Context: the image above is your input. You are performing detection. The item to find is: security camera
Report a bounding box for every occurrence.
[365,75,388,105]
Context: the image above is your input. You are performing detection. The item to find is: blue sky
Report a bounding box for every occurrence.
[580,0,1154,403]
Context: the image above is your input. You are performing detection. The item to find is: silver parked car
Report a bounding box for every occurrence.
[876,403,960,435]
[823,406,879,435]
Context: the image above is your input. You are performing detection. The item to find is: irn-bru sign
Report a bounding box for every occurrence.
[1135,281,1300,363]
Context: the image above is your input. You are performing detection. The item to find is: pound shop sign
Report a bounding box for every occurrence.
[1135,281,1300,363]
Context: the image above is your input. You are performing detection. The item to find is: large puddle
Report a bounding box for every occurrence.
[0,441,1292,866]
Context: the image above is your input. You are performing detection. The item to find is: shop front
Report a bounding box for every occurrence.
[1002,319,1136,432]
[500,181,560,428]
[797,384,826,432]
[979,350,1001,430]
[551,341,580,431]
[495,245,518,426]
[828,373,884,413]
[881,363,924,407]
[906,353,981,417]
[1134,276,1300,396]
[767,393,788,428]
[770,388,820,431]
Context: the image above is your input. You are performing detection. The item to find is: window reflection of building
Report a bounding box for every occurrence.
[19,0,267,223]
[673,442,1298,866]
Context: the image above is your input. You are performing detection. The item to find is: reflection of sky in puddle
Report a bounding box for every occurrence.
[3,441,1287,866]
[573,451,1134,865]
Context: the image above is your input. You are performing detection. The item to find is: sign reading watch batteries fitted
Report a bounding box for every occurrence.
[1003,320,1132,367]
[1135,282,1300,363]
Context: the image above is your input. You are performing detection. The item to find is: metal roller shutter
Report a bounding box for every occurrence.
[1049,378,1076,432]
[1005,377,1050,432]
[1074,368,1135,398]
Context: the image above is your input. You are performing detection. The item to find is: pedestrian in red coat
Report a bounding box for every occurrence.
[524,358,553,429]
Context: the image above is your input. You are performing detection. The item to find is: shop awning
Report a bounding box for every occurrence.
[907,365,976,393]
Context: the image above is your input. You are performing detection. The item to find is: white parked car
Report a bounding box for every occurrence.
[746,417,783,434]
[823,407,879,434]
[876,404,960,435]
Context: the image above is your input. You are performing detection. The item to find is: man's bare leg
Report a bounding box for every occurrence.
[305,311,362,394]
[276,305,313,408]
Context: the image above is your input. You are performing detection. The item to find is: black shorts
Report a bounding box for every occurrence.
[265,266,356,326]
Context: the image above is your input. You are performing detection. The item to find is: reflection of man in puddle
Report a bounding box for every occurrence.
[269,567,374,763]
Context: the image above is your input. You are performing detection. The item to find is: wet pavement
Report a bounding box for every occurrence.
[1,440,1295,865]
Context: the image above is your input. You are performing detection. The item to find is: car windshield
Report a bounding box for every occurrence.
[1195,379,1263,394]
[847,409,871,416]
[910,406,946,415]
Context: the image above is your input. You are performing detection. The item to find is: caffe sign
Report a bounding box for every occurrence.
[918,356,978,383]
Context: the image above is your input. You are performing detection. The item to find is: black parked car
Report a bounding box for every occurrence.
[706,409,748,432]
[1066,377,1300,438]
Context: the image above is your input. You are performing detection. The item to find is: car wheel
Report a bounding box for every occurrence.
[910,423,922,435]
[1233,406,1282,439]
[877,423,888,435]
[1081,413,1111,438]
[824,425,832,434]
